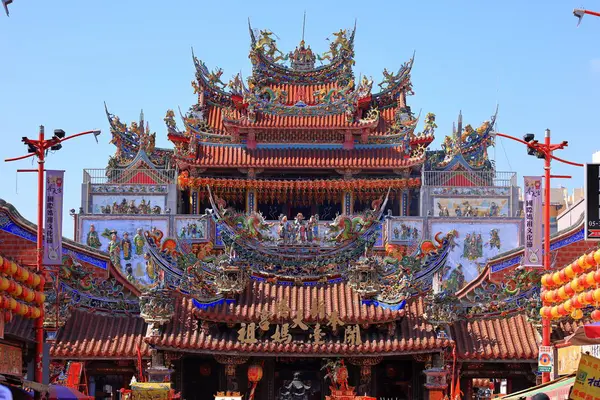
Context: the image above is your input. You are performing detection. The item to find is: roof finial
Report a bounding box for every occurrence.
[456,110,463,140]
[302,11,306,43]
[139,109,145,132]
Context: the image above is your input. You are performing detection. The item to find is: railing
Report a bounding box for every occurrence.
[83,168,177,185]
[423,170,517,187]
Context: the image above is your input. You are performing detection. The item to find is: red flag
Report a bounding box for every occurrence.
[137,344,144,382]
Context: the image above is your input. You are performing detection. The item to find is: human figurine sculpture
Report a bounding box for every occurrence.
[86,224,101,249]
[279,372,312,400]
[121,232,132,260]
[294,213,307,242]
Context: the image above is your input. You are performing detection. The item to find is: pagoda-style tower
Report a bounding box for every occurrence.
[166,23,437,219]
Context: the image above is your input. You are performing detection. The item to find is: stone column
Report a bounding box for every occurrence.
[146,349,172,383]
[423,368,448,400]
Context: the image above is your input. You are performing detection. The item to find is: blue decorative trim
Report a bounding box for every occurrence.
[192,298,236,310]
[362,299,406,311]
[1,220,107,270]
[249,275,343,286]
[550,227,584,251]
[490,255,523,274]
[490,227,585,273]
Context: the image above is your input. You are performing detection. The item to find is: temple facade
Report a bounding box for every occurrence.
[1,21,582,400]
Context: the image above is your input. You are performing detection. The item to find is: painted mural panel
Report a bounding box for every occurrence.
[174,216,209,242]
[91,195,166,214]
[430,187,511,197]
[387,218,424,244]
[432,197,509,218]
[79,217,169,287]
[429,219,521,289]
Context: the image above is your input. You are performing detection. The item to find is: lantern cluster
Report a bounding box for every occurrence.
[0,255,45,323]
[540,249,600,321]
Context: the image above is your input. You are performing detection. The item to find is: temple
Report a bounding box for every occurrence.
[1,21,587,400]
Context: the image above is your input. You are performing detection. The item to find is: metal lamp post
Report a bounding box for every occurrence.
[4,126,100,385]
[494,129,583,383]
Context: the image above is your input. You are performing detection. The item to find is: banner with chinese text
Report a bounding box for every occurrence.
[523,176,543,267]
[43,170,64,265]
[571,354,600,400]
[0,343,22,376]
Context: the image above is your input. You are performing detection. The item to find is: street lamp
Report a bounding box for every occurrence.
[5,125,100,386]
[494,129,583,384]
[573,8,600,26]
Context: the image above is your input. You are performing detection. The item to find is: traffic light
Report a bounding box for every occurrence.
[22,137,36,153]
[523,133,543,158]
[53,129,65,139]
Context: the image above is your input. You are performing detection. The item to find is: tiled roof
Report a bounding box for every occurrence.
[224,113,373,129]
[147,296,449,356]
[50,310,150,359]
[194,280,405,324]
[4,315,35,343]
[450,314,539,361]
[191,144,425,169]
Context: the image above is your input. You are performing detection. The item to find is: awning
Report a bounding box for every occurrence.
[502,374,575,400]
[565,323,600,346]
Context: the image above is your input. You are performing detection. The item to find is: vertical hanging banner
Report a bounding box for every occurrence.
[523,176,543,267]
[43,170,64,265]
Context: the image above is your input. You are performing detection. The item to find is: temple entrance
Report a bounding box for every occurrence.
[182,358,220,400]
[274,359,323,400]
[374,360,414,400]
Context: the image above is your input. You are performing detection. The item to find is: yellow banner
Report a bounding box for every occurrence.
[571,354,600,400]
[559,346,584,375]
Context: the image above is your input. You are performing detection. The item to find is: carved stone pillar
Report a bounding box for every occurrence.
[423,368,448,400]
[146,349,173,383]
[215,355,249,391]
[140,288,175,337]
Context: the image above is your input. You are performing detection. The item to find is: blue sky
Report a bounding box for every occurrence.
[1,0,599,239]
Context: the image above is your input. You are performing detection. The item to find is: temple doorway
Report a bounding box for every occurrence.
[274,359,323,400]
[182,358,220,400]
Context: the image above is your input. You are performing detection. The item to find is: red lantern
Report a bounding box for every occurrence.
[586,252,596,267]
[559,270,567,283]
[247,364,263,383]
[592,310,600,322]
[565,283,575,297]
[586,291,595,304]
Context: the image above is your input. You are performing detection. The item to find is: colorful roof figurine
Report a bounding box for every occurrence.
[166,22,436,175]
[105,104,173,172]
[427,107,498,172]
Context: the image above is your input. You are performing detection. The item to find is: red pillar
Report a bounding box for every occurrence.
[541,129,552,384]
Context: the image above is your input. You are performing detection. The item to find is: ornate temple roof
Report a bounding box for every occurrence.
[193,280,405,324]
[105,104,173,171]
[426,108,498,172]
[177,143,427,169]
[449,314,539,361]
[165,22,434,172]
[50,310,150,359]
[147,296,449,356]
